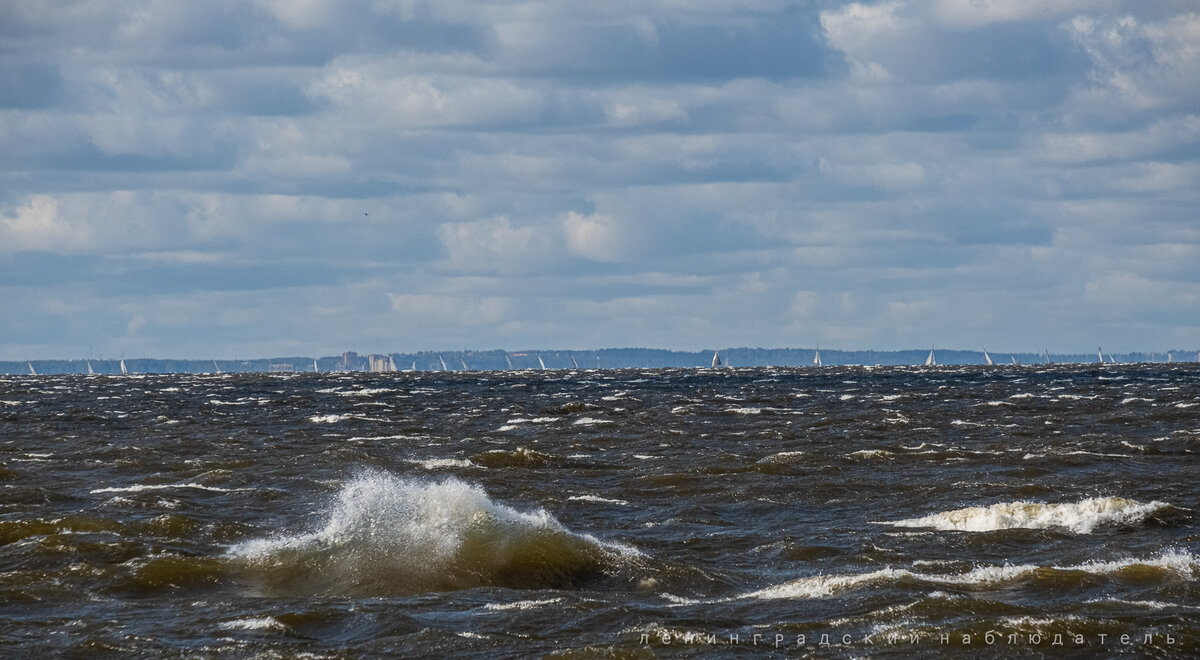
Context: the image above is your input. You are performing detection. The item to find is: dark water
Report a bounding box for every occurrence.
[1,365,1196,657]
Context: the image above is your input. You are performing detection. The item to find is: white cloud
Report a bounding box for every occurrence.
[820,1,911,82]
[1065,12,1200,112]
[932,0,1096,27]
[437,216,549,274]
[1,195,92,253]
[562,211,624,262]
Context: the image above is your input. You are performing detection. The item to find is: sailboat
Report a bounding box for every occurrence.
[982,347,993,366]
[537,354,547,370]
[438,355,448,371]
[1010,355,1019,365]
[313,359,319,373]
[120,359,128,375]
[569,353,579,369]
[813,347,822,367]
[711,351,722,368]
[1098,348,1104,364]
[87,360,94,375]
[28,362,37,376]
[1044,349,1052,365]
[925,348,936,367]
[213,360,222,374]
[461,358,469,371]
[505,353,514,370]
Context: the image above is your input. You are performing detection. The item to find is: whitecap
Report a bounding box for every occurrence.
[484,597,563,611]
[568,495,630,505]
[725,406,763,414]
[878,496,1175,534]
[746,549,1196,600]
[91,482,240,494]
[847,449,893,459]
[408,458,475,470]
[572,417,613,426]
[309,414,346,423]
[219,617,288,631]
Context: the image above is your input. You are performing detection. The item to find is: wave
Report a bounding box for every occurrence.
[227,472,642,596]
[91,482,241,495]
[747,549,1196,600]
[878,497,1177,533]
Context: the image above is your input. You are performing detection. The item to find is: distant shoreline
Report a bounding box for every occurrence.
[4,347,1198,375]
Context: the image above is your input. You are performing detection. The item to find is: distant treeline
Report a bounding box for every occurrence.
[4,347,1198,375]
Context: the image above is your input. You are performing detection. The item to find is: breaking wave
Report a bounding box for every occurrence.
[228,472,643,596]
[879,497,1178,533]
[747,549,1197,600]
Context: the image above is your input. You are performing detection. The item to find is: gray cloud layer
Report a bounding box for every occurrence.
[2,0,1197,358]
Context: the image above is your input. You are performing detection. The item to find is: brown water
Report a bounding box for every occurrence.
[1,364,1197,657]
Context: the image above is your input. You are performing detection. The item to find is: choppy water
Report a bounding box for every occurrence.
[1,365,1197,657]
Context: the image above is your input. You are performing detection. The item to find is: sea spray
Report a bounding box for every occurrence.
[228,471,641,596]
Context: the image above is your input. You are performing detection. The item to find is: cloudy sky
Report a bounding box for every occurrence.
[2,0,1198,359]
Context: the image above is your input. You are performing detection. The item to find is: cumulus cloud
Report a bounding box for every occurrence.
[562,211,624,262]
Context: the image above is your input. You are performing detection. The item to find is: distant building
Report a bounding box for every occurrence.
[367,354,396,372]
[339,351,364,371]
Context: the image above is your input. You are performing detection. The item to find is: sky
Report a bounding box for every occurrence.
[1,0,1198,360]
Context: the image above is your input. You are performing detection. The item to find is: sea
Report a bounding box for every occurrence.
[0,364,1196,658]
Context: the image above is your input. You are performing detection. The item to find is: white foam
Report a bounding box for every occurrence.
[568,495,630,505]
[484,597,563,611]
[572,417,613,426]
[409,458,475,470]
[879,497,1174,534]
[746,549,1197,600]
[91,482,239,494]
[219,617,287,631]
[847,449,893,459]
[757,450,805,463]
[725,406,763,414]
[309,414,349,423]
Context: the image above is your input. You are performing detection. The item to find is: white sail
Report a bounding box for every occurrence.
[461,358,469,371]
[537,354,547,370]
[813,348,822,367]
[1011,355,1018,365]
[505,353,513,370]
[711,351,721,368]
[438,355,448,371]
[87,360,94,375]
[925,349,936,366]
[1107,354,1117,364]
[1098,347,1104,363]
[313,359,319,373]
[1044,349,1052,364]
[120,359,127,374]
[388,356,398,372]
[569,353,579,369]
[28,362,37,376]
[213,360,222,374]
[982,348,992,366]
